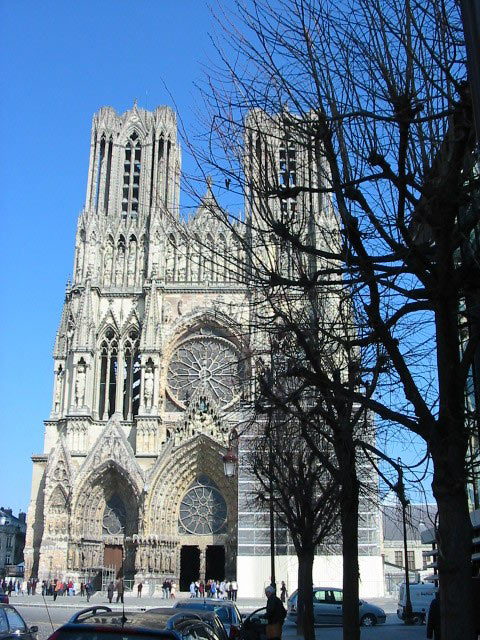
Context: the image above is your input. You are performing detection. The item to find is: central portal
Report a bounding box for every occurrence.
[180,546,201,591]
[104,545,123,577]
[205,545,225,581]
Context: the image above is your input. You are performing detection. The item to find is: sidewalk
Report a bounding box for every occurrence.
[7,592,267,612]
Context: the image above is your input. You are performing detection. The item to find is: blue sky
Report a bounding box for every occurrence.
[0,0,431,515]
[0,0,236,513]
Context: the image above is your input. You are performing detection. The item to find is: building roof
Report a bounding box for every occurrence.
[382,503,437,542]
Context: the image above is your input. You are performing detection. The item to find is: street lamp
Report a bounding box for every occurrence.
[223,448,238,477]
[396,458,414,625]
[223,428,238,477]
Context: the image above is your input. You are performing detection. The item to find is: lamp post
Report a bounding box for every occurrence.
[269,439,276,591]
[396,459,413,625]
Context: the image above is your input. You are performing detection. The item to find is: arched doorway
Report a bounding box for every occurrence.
[73,464,139,582]
[178,475,228,588]
[103,494,127,578]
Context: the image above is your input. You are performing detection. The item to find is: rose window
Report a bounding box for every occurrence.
[179,478,227,535]
[102,495,126,536]
[167,335,242,408]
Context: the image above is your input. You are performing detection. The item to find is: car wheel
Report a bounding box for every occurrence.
[361,614,377,627]
[411,614,423,625]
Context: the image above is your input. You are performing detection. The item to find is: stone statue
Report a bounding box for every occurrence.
[74,363,86,408]
[75,241,84,282]
[115,245,125,285]
[127,239,136,286]
[165,240,175,282]
[104,243,113,286]
[138,238,145,282]
[163,302,172,324]
[54,367,63,413]
[144,365,154,409]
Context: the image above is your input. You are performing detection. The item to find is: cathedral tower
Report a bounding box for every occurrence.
[25,104,248,588]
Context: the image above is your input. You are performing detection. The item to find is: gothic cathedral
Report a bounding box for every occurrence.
[24,103,249,589]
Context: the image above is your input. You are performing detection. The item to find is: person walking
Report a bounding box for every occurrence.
[137,582,143,598]
[107,582,114,603]
[86,581,93,603]
[231,580,238,601]
[265,585,286,640]
[116,578,124,604]
[170,580,176,599]
[427,591,440,639]
[190,581,196,598]
[280,581,287,603]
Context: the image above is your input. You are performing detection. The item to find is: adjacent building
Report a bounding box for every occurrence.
[0,508,26,576]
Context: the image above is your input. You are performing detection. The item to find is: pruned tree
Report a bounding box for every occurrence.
[183,1,480,638]
[244,407,340,640]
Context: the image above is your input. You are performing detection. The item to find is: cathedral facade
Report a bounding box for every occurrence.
[25,103,249,590]
[25,103,385,597]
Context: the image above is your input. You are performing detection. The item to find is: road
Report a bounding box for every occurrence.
[10,595,427,640]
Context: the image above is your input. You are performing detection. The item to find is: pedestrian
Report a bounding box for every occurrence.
[190,581,196,598]
[227,581,232,600]
[426,591,440,639]
[116,578,124,604]
[170,581,176,599]
[199,581,205,597]
[80,582,85,597]
[107,581,114,604]
[195,580,200,598]
[265,585,286,640]
[162,579,169,599]
[137,582,143,598]
[231,580,238,601]
[211,580,216,599]
[280,581,287,603]
[86,581,93,603]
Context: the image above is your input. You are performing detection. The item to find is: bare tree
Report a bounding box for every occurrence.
[184,1,480,638]
[244,408,340,640]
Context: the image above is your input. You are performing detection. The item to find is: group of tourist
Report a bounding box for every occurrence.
[189,579,238,600]
[161,579,177,599]
[1,578,39,595]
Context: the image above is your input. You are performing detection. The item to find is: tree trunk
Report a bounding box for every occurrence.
[432,445,474,640]
[340,466,360,640]
[296,549,315,640]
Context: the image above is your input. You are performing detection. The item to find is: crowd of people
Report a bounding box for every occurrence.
[188,579,238,600]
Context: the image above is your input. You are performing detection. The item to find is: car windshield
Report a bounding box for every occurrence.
[175,606,230,624]
[5,608,27,632]
[50,631,179,640]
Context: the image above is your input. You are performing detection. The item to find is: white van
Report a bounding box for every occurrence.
[397,582,436,624]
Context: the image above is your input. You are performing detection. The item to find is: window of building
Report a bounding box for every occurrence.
[122,132,142,215]
[407,550,415,569]
[122,329,140,420]
[99,328,119,420]
[395,550,403,567]
[5,536,12,549]
[423,554,428,570]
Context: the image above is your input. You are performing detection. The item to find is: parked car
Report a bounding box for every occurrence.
[47,606,204,640]
[173,599,242,639]
[238,608,270,640]
[0,589,9,605]
[0,604,38,640]
[397,582,436,624]
[148,607,229,640]
[287,587,386,626]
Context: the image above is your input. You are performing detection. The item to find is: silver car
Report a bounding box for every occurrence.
[287,587,386,626]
